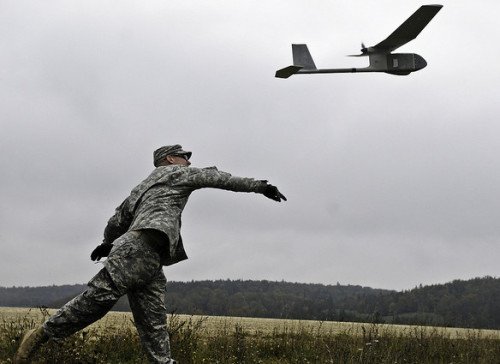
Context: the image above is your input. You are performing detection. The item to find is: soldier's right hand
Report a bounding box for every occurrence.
[90,243,113,261]
[263,184,287,202]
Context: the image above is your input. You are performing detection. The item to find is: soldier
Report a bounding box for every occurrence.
[14,144,286,364]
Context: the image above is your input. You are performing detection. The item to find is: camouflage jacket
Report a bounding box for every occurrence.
[103,165,268,265]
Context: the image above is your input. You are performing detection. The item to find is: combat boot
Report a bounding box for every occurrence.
[13,325,49,363]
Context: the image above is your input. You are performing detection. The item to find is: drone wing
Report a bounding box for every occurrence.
[373,5,442,53]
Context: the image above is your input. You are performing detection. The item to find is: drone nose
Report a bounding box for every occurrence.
[414,54,427,70]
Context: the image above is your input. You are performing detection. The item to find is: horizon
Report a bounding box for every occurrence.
[2,274,497,292]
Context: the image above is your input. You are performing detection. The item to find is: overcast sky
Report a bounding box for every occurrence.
[1,0,499,290]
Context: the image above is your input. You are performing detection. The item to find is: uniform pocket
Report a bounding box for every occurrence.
[108,231,140,258]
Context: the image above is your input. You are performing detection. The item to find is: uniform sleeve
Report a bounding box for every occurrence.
[103,197,134,244]
[179,166,268,193]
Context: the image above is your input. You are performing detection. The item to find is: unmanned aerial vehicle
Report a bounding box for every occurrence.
[275,4,442,78]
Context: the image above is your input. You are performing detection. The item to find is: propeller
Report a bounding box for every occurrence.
[348,42,370,57]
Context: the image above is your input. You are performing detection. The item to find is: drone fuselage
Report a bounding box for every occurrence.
[284,52,427,77]
[369,52,427,75]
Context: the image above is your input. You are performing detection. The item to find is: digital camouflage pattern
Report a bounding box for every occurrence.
[39,164,271,363]
[103,165,268,265]
[44,230,171,363]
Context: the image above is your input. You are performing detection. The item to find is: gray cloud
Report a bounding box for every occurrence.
[1,0,499,290]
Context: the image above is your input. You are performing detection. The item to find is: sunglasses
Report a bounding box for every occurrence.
[174,154,189,161]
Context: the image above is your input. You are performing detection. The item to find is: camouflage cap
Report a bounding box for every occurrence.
[153,145,192,167]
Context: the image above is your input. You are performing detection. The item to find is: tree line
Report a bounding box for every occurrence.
[1,276,498,329]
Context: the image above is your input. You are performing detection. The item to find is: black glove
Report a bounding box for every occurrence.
[263,184,287,202]
[90,243,113,261]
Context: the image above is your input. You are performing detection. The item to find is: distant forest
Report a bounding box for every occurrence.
[1,276,499,330]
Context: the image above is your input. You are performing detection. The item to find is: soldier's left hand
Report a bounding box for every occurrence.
[263,184,287,202]
[90,243,113,261]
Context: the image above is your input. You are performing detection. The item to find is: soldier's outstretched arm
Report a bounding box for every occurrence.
[180,167,287,202]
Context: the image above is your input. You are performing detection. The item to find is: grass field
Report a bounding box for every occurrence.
[2,307,500,363]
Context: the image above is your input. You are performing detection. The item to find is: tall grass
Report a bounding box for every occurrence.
[1,307,499,363]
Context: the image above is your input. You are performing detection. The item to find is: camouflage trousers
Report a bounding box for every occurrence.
[43,230,172,363]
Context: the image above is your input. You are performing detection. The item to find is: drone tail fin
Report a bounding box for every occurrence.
[292,44,317,70]
[275,44,316,79]
[275,65,303,78]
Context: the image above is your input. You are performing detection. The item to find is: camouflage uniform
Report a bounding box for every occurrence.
[43,164,269,363]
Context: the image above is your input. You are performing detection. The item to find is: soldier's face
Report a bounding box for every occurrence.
[169,155,191,166]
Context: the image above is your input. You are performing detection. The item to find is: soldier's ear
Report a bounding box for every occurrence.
[165,155,176,164]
